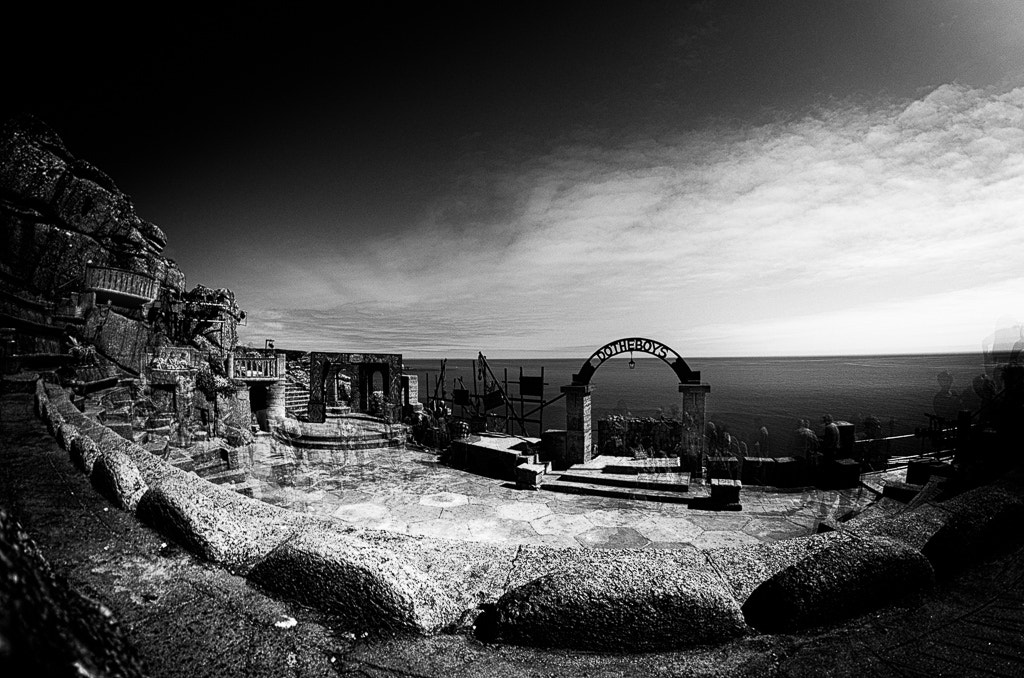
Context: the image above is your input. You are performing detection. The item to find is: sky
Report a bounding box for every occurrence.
[5,1,1024,358]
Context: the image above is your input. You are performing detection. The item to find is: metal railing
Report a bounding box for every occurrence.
[85,266,159,303]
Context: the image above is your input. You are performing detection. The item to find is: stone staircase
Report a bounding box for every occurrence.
[325,404,352,418]
[97,386,136,440]
[274,417,405,451]
[284,378,309,419]
[540,455,694,503]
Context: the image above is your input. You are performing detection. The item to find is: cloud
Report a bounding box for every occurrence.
[239,84,1024,357]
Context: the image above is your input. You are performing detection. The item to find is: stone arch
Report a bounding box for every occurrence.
[572,337,701,386]
[559,338,709,470]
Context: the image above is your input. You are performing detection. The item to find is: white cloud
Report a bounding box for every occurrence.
[240,84,1024,357]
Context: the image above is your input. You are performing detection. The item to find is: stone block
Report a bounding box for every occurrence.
[829,458,860,489]
[710,478,742,504]
[90,447,148,512]
[771,456,802,487]
[883,481,925,503]
[742,534,934,633]
[246,525,453,634]
[907,458,953,485]
[516,463,546,490]
[707,455,741,480]
[740,457,774,486]
[489,546,747,651]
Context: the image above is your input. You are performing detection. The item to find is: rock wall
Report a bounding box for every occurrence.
[0,115,181,299]
[1,115,246,440]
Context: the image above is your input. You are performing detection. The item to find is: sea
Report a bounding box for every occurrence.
[404,353,989,458]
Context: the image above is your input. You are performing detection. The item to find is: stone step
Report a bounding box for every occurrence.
[166,450,195,473]
[541,479,694,504]
[604,457,685,475]
[193,458,229,476]
[556,469,690,492]
[279,435,392,451]
[230,478,262,498]
[575,455,686,475]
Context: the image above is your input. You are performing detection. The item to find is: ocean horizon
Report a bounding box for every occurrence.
[405,351,990,458]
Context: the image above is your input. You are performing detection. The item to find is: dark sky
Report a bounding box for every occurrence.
[5,2,1024,356]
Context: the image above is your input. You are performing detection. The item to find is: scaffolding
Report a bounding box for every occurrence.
[424,353,564,438]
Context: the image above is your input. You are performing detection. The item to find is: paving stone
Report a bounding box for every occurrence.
[632,515,703,543]
[530,513,594,536]
[576,526,651,549]
[332,503,390,523]
[389,503,444,523]
[495,501,551,521]
[583,508,644,527]
[441,503,497,521]
[419,492,469,508]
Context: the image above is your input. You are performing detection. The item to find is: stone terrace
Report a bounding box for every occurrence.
[252,442,875,549]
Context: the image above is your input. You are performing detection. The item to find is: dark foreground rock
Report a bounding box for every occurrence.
[0,508,145,678]
[741,532,934,633]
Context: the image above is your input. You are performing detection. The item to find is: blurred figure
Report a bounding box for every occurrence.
[861,415,886,470]
[959,376,982,414]
[932,370,961,423]
[821,414,840,463]
[754,417,770,457]
[983,319,1022,389]
[793,419,819,462]
[705,420,718,452]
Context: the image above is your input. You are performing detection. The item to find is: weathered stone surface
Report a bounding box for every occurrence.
[247,523,459,634]
[89,447,148,512]
[741,533,934,632]
[82,308,154,373]
[70,434,102,474]
[45,407,64,435]
[354,528,520,629]
[56,422,79,450]
[491,546,746,650]
[921,483,1024,575]
[135,472,300,575]
[0,508,145,678]
[0,120,68,204]
[846,501,952,552]
[705,531,845,604]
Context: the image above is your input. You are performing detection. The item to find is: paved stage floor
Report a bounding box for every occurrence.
[252,443,876,549]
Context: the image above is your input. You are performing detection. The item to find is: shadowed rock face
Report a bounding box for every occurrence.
[741,533,935,633]
[0,115,178,298]
[0,508,146,678]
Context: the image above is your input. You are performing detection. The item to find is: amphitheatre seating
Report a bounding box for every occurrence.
[29,379,1024,652]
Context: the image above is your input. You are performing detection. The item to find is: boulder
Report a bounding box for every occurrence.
[490,547,746,651]
[89,447,148,512]
[247,524,461,635]
[741,533,934,632]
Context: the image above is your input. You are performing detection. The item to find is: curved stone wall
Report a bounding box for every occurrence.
[34,380,1024,651]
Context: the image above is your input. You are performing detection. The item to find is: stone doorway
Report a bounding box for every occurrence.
[560,337,709,469]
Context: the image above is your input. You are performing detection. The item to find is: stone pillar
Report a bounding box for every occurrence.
[562,384,593,468]
[679,382,711,470]
[267,380,287,426]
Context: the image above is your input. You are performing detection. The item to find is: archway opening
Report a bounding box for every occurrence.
[249,383,270,432]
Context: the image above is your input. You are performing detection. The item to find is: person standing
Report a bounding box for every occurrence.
[754,417,770,457]
[821,414,840,463]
